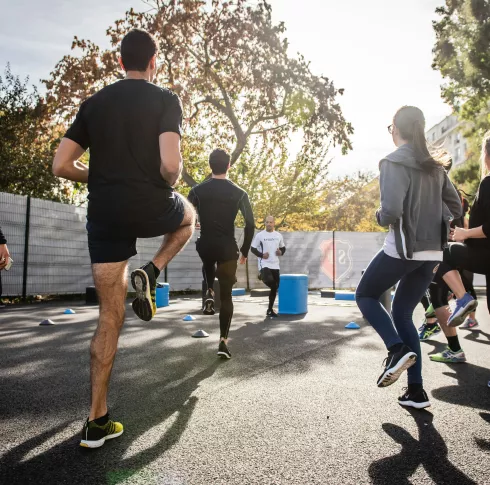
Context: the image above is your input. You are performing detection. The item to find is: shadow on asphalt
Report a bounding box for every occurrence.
[475,412,490,452]
[430,362,490,411]
[0,302,361,485]
[464,329,490,346]
[369,409,477,484]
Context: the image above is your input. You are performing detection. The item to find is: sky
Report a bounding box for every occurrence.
[0,0,450,177]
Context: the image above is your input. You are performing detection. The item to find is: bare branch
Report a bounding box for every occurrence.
[250,123,288,135]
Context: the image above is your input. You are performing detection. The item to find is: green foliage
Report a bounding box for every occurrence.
[0,65,72,202]
[432,0,490,196]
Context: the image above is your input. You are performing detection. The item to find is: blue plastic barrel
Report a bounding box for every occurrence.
[156,283,170,308]
[278,274,308,315]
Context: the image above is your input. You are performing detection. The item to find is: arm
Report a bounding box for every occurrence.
[376,161,410,227]
[159,132,182,186]
[0,226,10,270]
[276,235,286,255]
[238,193,255,257]
[442,174,463,221]
[187,188,200,228]
[159,93,184,187]
[452,178,490,241]
[250,247,264,258]
[52,139,88,182]
[54,100,90,182]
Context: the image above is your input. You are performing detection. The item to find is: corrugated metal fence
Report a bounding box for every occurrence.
[1,191,484,297]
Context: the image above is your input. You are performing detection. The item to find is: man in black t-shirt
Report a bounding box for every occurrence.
[188,149,255,359]
[52,29,195,449]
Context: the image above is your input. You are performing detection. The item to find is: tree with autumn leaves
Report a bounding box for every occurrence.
[2,0,382,230]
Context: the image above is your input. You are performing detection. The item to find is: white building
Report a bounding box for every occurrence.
[425,114,468,167]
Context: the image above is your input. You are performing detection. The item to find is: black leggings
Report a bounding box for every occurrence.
[437,242,489,312]
[263,269,280,310]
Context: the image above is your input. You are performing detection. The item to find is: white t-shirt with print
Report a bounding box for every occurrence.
[251,230,285,270]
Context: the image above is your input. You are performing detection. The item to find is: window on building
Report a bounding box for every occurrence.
[456,132,461,144]
[441,126,447,135]
[455,147,461,162]
[432,132,435,141]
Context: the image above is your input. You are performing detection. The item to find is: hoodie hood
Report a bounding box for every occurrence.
[382,144,424,172]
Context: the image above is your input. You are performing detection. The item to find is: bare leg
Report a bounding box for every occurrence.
[435,306,457,338]
[90,261,128,420]
[442,270,466,300]
[152,195,196,270]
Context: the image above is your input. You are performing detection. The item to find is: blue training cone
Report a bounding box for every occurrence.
[183,315,196,322]
[345,322,360,329]
[64,309,76,315]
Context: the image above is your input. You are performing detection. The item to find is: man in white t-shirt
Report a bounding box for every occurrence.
[250,215,286,317]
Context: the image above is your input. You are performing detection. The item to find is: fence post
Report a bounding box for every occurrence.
[332,230,336,291]
[22,196,31,299]
[245,258,250,291]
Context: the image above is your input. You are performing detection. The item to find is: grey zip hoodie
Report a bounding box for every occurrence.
[376,144,462,260]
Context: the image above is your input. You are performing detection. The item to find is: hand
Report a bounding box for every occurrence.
[275,249,282,256]
[450,227,467,243]
[263,252,269,259]
[195,222,201,230]
[239,255,247,265]
[0,244,10,270]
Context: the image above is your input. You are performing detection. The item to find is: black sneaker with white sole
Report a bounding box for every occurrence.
[203,290,215,315]
[398,388,431,409]
[266,309,278,318]
[377,345,417,388]
[131,262,158,322]
[217,340,231,359]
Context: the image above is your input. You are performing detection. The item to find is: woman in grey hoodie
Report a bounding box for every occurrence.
[355,106,462,409]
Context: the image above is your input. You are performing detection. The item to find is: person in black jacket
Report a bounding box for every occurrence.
[437,132,490,331]
[188,149,255,359]
[0,225,10,307]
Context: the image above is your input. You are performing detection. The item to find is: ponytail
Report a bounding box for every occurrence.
[394,106,449,174]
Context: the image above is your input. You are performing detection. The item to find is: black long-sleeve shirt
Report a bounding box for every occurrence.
[0,225,6,245]
[188,178,255,257]
[468,175,490,250]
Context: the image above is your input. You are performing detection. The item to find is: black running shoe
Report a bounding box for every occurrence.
[217,340,231,359]
[398,388,431,409]
[131,262,157,322]
[377,345,417,388]
[267,309,278,318]
[203,290,215,315]
[80,415,124,449]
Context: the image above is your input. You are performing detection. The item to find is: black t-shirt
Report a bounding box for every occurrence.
[64,79,183,225]
[468,176,490,250]
[188,179,255,257]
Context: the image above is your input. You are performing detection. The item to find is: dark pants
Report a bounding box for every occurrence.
[356,250,438,385]
[197,239,238,339]
[429,268,477,310]
[263,269,280,311]
[439,242,490,313]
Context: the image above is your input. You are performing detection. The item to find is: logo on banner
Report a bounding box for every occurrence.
[319,238,353,284]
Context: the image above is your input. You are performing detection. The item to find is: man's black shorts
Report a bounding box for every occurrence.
[87,193,185,264]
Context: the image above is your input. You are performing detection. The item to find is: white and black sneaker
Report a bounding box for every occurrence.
[217,340,231,359]
[266,309,278,318]
[203,290,215,315]
[398,388,431,409]
[377,345,417,388]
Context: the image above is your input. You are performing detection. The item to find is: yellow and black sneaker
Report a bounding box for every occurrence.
[131,262,159,321]
[80,415,124,449]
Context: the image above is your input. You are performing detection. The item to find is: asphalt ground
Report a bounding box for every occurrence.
[0,293,489,484]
